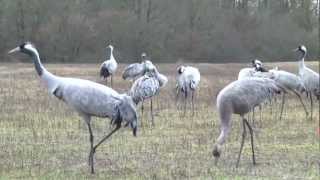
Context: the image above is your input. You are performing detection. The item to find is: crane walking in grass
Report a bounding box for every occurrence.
[8,42,138,174]
[295,45,320,121]
[213,78,283,167]
[129,61,168,126]
[100,45,118,87]
[176,65,200,116]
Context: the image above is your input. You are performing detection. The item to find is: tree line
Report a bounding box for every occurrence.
[1,0,319,63]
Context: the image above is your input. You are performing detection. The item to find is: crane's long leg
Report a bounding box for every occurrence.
[89,124,121,174]
[111,76,113,88]
[141,101,144,127]
[150,98,155,126]
[184,90,188,116]
[279,93,286,121]
[252,107,255,126]
[244,119,256,165]
[176,89,180,110]
[191,91,195,117]
[293,91,309,119]
[310,94,313,121]
[259,105,262,128]
[84,117,94,173]
[236,118,247,168]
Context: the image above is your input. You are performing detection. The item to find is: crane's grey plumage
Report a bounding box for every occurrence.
[295,45,320,120]
[254,68,309,120]
[129,61,167,126]
[8,42,137,174]
[176,65,200,116]
[100,45,118,87]
[213,78,283,167]
[122,53,148,81]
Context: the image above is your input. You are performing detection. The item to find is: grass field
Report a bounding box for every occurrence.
[0,62,319,179]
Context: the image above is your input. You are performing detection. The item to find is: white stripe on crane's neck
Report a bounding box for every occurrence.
[298,51,306,72]
[24,44,45,76]
[25,44,60,94]
[109,47,115,62]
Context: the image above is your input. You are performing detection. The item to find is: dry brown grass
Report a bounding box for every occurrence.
[0,62,319,179]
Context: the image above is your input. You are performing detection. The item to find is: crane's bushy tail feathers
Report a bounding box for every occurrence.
[100,66,110,79]
[117,97,138,136]
[190,80,197,90]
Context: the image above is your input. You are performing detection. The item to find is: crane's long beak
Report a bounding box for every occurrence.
[8,47,20,54]
[292,48,299,52]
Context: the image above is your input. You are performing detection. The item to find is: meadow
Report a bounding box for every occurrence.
[0,62,319,179]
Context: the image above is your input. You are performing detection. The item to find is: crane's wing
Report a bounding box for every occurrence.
[122,63,144,80]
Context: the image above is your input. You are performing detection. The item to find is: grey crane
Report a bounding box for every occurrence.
[176,65,201,116]
[122,53,148,81]
[237,59,269,125]
[295,45,320,121]
[212,78,283,167]
[254,68,309,120]
[8,42,137,174]
[100,45,118,87]
[129,61,168,126]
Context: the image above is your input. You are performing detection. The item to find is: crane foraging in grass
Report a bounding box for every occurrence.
[100,44,118,87]
[8,42,138,174]
[213,78,284,167]
[122,52,150,81]
[176,65,200,116]
[295,45,320,121]
[129,61,168,126]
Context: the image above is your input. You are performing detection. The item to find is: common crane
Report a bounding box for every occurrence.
[9,42,137,174]
[122,53,149,81]
[295,45,319,121]
[100,45,118,87]
[176,65,200,116]
[213,78,283,167]
[129,61,167,126]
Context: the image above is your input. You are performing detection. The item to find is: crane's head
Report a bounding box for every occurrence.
[141,52,147,58]
[252,59,262,69]
[295,45,307,54]
[252,59,268,72]
[144,60,156,71]
[8,42,37,56]
[177,65,185,74]
[107,45,114,50]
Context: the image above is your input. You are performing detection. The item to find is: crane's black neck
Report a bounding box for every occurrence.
[24,49,43,76]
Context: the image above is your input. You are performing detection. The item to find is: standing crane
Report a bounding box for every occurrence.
[255,68,309,120]
[176,65,201,116]
[100,45,118,87]
[129,61,167,126]
[213,78,283,167]
[122,52,149,82]
[295,45,320,121]
[8,42,138,174]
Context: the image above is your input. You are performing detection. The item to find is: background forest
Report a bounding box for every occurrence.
[1,0,319,63]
